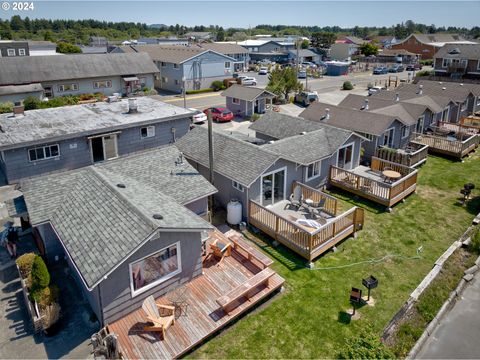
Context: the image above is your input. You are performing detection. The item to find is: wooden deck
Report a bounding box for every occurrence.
[108,231,284,359]
[438,119,480,136]
[411,132,479,159]
[248,182,364,262]
[375,142,429,168]
[328,157,418,208]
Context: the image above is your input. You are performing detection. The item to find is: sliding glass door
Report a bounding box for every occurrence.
[337,143,354,170]
[261,168,286,206]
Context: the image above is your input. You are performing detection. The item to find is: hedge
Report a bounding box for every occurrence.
[186,88,214,95]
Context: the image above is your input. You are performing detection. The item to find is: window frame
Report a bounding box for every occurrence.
[18,48,26,56]
[461,101,467,112]
[162,76,168,83]
[28,144,60,162]
[7,48,15,56]
[93,80,112,89]
[161,62,167,67]
[140,125,156,139]
[173,63,179,69]
[129,241,182,298]
[232,180,244,192]
[224,61,231,69]
[232,97,240,105]
[442,58,450,68]
[57,83,79,92]
[305,161,321,181]
[401,125,410,138]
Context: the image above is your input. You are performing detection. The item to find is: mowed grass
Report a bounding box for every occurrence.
[189,153,480,359]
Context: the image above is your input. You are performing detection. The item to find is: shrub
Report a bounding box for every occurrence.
[186,88,214,95]
[470,228,480,254]
[0,101,14,114]
[30,255,50,296]
[416,70,433,77]
[79,93,95,101]
[41,302,61,329]
[338,325,394,359]
[16,253,36,279]
[420,59,433,66]
[367,82,374,89]
[23,96,40,110]
[211,81,224,91]
[35,284,60,307]
[342,81,354,90]
[250,113,261,122]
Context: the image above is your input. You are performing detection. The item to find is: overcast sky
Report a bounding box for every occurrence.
[1,1,479,28]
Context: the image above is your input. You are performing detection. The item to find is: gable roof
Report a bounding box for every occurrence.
[21,145,215,290]
[300,102,404,136]
[249,111,324,139]
[264,126,356,165]
[0,53,158,86]
[395,33,471,47]
[434,43,480,60]
[175,126,279,187]
[120,44,236,64]
[288,49,319,57]
[0,83,43,96]
[221,85,275,102]
[197,42,248,54]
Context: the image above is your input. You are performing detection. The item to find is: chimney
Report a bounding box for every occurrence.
[363,99,369,110]
[418,84,423,95]
[325,108,330,120]
[128,98,138,113]
[395,93,400,102]
[13,101,25,116]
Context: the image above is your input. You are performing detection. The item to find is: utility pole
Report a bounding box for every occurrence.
[207,109,215,221]
[182,76,186,108]
[295,39,300,79]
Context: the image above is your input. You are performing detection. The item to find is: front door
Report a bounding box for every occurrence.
[44,85,53,99]
[337,143,354,170]
[91,135,118,163]
[261,169,286,206]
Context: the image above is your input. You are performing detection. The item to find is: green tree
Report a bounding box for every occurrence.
[311,32,336,49]
[359,42,379,56]
[266,67,303,100]
[300,39,309,49]
[56,42,81,54]
[43,30,55,42]
[231,31,248,41]
[31,255,50,292]
[216,27,225,41]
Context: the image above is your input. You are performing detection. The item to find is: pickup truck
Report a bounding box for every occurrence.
[294,91,319,106]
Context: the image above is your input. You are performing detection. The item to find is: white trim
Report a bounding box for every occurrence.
[7,48,15,56]
[401,125,410,138]
[336,142,355,170]
[140,125,155,139]
[415,116,424,134]
[383,127,395,148]
[232,180,245,192]
[28,144,60,162]
[260,166,287,206]
[232,97,240,105]
[442,106,450,122]
[305,161,321,181]
[18,48,26,56]
[129,241,182,298]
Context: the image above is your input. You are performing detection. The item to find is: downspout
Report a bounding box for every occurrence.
[97,284,105,326]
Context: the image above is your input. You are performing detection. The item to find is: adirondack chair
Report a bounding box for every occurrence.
[287,185,303,210]
[311,198,326,219]
[142,295,175,338]
[209,238,232,264]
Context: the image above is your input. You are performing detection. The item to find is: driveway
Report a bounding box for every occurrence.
[417,272,480,359]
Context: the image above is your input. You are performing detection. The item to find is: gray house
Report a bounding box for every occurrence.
[197,43,250,71]
[0,40,29,57]
[176,122,363,220]
[0,53,158,102]
[288,49,321,64]
[0,97,193,183]
[116,45,239,93]
[221,85,275,117]
[20,145,217,325]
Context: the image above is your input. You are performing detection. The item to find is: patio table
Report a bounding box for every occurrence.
[382,170,401,182]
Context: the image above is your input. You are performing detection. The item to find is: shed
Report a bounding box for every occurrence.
[221,85,275,117]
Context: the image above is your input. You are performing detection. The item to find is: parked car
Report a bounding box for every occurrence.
[406,63,423,71]
[368,86,383,96]
[294,91,319,106]
[301,62,317,68]
[258,67,268,75]
[297,70,307,79]
[373,66,388,75]
[189,108,207,124]
[241,77,257,86]
[388,64,404,73]
[203,107,234,122]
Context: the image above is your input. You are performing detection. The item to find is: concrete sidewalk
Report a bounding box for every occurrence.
[417,272,480,359]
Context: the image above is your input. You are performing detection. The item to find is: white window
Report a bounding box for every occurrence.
[174,79,180,85]
[129,242,181,297]
[401,125,410,138]
[28,144,60,162]
[224,61,231,69]
[306,161,321,181]
[232,181,244,192]
[232,98,240,105]
[140,126,155,138]
[58,83,78,92]
[173,63,179,69]
[162,77,168,83]
[442,58,450,68]
[161,62,167,67]
[18,48,26,56]
[361,132,375,141]
[461,101,467,112]
[253,47,258,52]
[93,80,112,89]
[7,49,15,56]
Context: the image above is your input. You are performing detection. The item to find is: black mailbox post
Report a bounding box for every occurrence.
[362,275,378,301]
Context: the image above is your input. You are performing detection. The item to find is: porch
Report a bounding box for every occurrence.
[438,119,480,136]
[248,182,364,262]
[375,142,429,168]
[411,131,479,159]
[107,230,284,359]
[328,157,418,208]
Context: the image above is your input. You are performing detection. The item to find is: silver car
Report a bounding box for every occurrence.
[241,77,257,86]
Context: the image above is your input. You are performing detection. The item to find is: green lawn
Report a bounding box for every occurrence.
[190,153,479,359]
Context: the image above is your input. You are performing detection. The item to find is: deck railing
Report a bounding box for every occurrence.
[411,132,479,159]
[329,157,418,208]
[248,200,364,261]
[293,181,338,216]
[375,143,429,167]
[437,121,479,136]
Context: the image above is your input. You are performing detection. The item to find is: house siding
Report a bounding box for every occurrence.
[98,231,202,325]
[184,197,209,217]
[1,117,191,183]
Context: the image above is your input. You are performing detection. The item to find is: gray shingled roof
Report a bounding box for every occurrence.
[221,85,275,102]
[0,83,43,95]
[288,49,319,57]
[300,102,403,136]
[264,127,355,165]
[175,126,279,187]
[434,43,480,60]
[249,112,324,139]
[0,53,158,86]
[197,42,249,54]
[21,145,215,289]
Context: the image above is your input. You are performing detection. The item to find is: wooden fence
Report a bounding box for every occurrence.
[248,200,364,261]
[411,132,479,159]
[375,143,429,167]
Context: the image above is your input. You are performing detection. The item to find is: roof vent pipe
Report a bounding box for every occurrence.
[395,93,400,102]
[325,108,331,119]
[418,84,423,95]
[442,87,446,90]
[13,101,25,116]
[128,98,138,113]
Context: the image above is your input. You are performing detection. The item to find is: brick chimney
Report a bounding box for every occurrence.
[13,101,24,116]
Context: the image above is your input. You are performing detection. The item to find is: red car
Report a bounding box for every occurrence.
[203,107,234,122]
